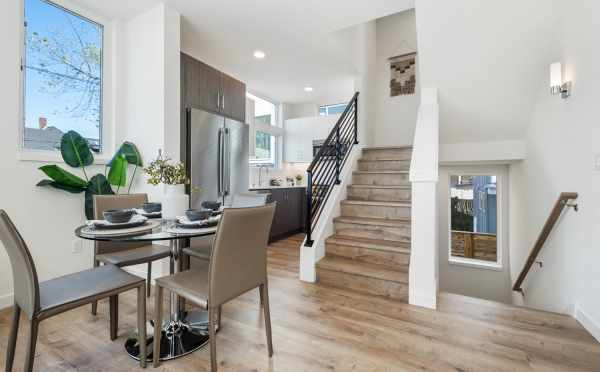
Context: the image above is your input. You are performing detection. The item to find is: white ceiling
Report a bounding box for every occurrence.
[75,0,414,104]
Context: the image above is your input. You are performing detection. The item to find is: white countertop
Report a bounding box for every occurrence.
[249,185,306,190]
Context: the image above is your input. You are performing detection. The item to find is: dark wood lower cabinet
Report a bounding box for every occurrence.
[254,187,306,242]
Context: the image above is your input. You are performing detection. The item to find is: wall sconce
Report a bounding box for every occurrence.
[550,62,571,99]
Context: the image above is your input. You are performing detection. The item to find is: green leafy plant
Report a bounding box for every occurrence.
[295,174,304,182]
[144,151,189,186]
[36,130,142,219]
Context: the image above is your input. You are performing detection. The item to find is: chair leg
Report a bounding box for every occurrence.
[5,304,21,372]
[217,305,222,329]
[208,306,218,372]
[91,259,100,315]
[260,283,274,357]
[109,295,119,340]
[137,284,147,368]
[24,319,39,372]
[153,285,163,368]
[259,286,264,306]
[146,262,152,298]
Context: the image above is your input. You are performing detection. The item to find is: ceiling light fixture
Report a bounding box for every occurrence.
[253,50,266,59]
[304,86,314,92]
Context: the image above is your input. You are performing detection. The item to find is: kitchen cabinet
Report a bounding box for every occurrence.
[181,53,246,123]
[254,187,306,242]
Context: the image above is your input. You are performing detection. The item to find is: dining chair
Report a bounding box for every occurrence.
[152,204,276,371]
[91,194,171,318]
[0,210,147,372]
[181,193,269,262]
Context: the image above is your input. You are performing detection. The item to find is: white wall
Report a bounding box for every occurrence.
[351,21,377,146]
[438,165,512,304]
[509,0,600,337]
[283,115,339,163]
[282,103,319,120]
[373,10,419,147]
[0,1,180,309]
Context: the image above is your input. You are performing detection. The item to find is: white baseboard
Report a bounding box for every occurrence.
[409,290,437,310]
[575,303,600,342]
[0,292,14,310]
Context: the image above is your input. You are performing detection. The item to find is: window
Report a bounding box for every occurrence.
[23,0,103,152]
[247,92,281,166]
[319,102,347,116]
[449,175,499,265]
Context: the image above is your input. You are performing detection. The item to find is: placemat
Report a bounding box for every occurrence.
[80,220,161,237]
[165,225,218,235]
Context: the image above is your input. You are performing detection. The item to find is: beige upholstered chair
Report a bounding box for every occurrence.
[91,194,171,315]
[0,210,147,371]
[152,204,276,371]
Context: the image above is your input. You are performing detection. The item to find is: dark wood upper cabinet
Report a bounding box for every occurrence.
[181,53,245,122]
[221,73,246,123]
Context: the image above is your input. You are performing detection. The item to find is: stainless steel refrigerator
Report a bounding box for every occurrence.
[186,107,249,209]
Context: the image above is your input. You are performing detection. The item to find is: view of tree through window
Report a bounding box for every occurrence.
[23,0,103,152]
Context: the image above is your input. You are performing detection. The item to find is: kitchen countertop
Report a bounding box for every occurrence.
[249,185,306,190]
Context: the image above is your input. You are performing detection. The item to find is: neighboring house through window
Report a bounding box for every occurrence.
[247,93,280,166]
[22,0,103,153]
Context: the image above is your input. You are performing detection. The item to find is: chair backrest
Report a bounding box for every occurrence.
[208,204,275,306]
[93,194,149,254]
[231,192,269,208]
[0,210,40,319]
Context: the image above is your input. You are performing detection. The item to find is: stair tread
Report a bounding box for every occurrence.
[363,146,413,151]
[327,235,410,252]
[341,199,411,207]
[348,184,411,189]
[317,256,408,283]
[358,158,411,162]
[354,170,409,174]
[334,215,410,227]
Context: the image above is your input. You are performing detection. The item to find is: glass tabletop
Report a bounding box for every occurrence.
[74,218,217,242]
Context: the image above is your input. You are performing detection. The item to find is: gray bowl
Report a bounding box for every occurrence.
[103,209,135,224]
[201,201,222,211]
[185,208,212,221]
[142,202,162,213]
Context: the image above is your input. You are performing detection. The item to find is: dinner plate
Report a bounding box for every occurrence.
[89,216,148,230]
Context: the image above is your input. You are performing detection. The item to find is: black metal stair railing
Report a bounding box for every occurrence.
[305,92,359,246]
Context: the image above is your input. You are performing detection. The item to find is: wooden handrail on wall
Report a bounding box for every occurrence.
[512,192,578,293]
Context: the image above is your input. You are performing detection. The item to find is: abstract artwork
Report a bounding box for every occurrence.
[389,52,417,96]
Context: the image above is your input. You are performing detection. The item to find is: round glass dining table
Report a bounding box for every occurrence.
[75,219,217,362]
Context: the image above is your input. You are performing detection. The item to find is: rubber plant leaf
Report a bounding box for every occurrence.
[109,141,143,166]
[38,165,88,189]
[60,130,94,168]
[85,174,114,219]
[36,180,86,194]
[107,154,128,187]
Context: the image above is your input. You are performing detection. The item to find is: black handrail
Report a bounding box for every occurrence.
[305,92,359,246]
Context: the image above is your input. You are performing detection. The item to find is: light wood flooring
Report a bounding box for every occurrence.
[1,234,600,371]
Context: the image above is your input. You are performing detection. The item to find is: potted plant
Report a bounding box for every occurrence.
[144,150,190,218]
[295,174,304,186]
[36,130,142,219]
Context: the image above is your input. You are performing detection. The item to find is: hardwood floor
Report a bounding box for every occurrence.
[1,234,599,371]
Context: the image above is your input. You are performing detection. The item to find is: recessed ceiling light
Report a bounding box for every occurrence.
[253,50,266,59]
[304,86,314,92]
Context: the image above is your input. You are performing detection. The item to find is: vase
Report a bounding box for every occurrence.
[160,184,188,219]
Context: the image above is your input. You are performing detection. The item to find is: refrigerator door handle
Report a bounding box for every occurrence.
[217,128,224,196]
[224,128,231,196]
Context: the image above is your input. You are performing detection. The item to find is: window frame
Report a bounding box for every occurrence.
[17,0,115,163]
[447,168,504,271]
[247,91,283,168]
[319,102,348,116]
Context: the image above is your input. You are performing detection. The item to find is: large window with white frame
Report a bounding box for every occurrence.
[319,102,347,116]
[247,92,281,167]
[22,0,103,153]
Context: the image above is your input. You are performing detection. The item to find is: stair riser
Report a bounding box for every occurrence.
[353,173,409,186]
[347,186,411,202]
[341,203,411,220]
[326,242,410,267]
[358,160,411,171]
[317,268,408,301]
[362,148,412,161]
[334,221,410,243]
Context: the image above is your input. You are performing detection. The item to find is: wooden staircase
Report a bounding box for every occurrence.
[316,146,412,302]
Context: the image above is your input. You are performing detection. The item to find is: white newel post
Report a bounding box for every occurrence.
[408,87,439,309]
[161,184,188,219]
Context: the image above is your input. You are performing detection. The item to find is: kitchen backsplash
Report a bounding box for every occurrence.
[249,162,309,188]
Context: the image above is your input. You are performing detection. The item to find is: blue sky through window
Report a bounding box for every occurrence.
[24,0,102,149]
